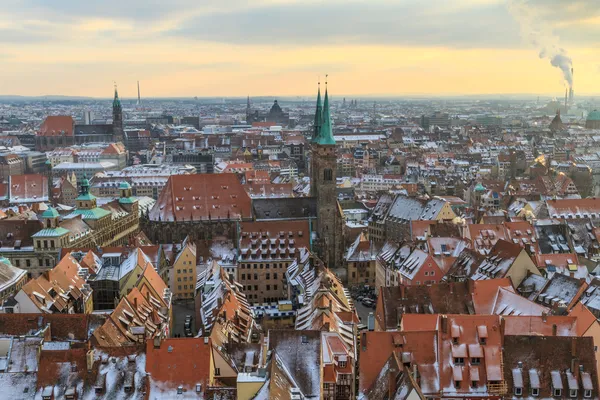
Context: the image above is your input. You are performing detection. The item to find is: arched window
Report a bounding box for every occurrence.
[324,169,333,181]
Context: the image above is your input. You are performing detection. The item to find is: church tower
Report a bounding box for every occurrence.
[311,81,339,268]
[112,85,124,143]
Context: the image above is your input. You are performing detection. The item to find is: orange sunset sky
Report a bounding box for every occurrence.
[1,0,598,97]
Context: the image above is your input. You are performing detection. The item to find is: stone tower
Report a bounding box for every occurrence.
[112,85,124,143]
[311,83,340,268]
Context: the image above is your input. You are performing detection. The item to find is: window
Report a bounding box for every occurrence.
[26,260,31,267]
[241,274,245,280]
[324,169,333,181]
[515,387,522,396]
[274,285,278,290]
[184,285,188,289]
[480,338,486,345]
[266,285,270,291]
[554,389,562,397]
[178,285,182,290]
[339,360,346,368]
[430,271,435,276]
[570,390,578,398]
[178,277,181,282]
[214,368,220,376]
[254,274,258,280]
[584,390,592,398]
[471,357,480,365]
[471,381,477,388]
[455,381,461,389]
[254,285,258,290]
[15,260,20,267]
[274,273,278,279]
[189,268,193,273]
[532,388,539,397]
[454,357,464,365]
[424,271,429,276]
[266,273,270,279]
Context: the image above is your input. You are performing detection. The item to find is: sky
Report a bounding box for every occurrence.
[0,0,599,97]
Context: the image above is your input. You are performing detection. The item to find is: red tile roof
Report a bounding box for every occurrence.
[149,174,252,222]
[38,116,74,137]
[9,174,48,202]
[145,337,212,393]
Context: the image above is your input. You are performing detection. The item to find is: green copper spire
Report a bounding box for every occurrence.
[316,82,336,145]
[312,83,322,143]
[113,84,122,109]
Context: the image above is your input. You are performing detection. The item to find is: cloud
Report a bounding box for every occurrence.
[169,1,522,48]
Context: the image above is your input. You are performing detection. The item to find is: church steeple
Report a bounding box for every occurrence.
[316,80,336,145]
[112,84,124,143]
[312,83,322,143]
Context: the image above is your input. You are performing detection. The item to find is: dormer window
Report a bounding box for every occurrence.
[515,387,522,396]
[532,388,539,397]
[554,389,562,397]
[585,390,592,398]
[570,389,578,398]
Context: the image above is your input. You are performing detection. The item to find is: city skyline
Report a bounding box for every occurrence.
[1,0,599,97]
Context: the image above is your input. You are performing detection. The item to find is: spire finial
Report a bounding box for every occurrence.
[325,74,328,87]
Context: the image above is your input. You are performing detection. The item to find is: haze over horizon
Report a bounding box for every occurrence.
[1,0,599,98]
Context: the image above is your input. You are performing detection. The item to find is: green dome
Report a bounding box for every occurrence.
[41,207,59,219]
[119,181,131,190]
[474,183,486,192]
[82,178,90,186]
[588,110,600,122]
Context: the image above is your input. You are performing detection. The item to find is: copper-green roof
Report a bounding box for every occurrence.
[68,208,110,220]
[76,193,96,201]
[588,110,600,122]
[315,88,336,145]
[119,197,137,204]
[312,86,322,143]
[32,227,70,238]
[41,207,59,219]
[119,181,131,190]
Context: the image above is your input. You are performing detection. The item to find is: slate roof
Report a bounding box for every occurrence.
[268,330,322,398]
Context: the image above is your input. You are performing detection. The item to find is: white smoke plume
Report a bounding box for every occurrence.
[508,0,573,88]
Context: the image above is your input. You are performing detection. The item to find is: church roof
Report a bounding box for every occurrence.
[588,110,600,122]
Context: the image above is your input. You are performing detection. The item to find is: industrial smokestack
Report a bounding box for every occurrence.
[569,68,574,104]
[137,81,141,106]
[565,88,568,112]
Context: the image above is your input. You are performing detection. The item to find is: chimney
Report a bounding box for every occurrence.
[133,297,138,309]
[412,364,418,381]
[542,312,547,322]
[571,358,579,374]
[388,369,397,398]
[500,317,506,347]
[368,312,375,331]
[552,324,557,337]
[153,336,161,349]
[441,315,448,334]
[86,349,95,372]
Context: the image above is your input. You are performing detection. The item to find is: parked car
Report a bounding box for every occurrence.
[361,298,374,307]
